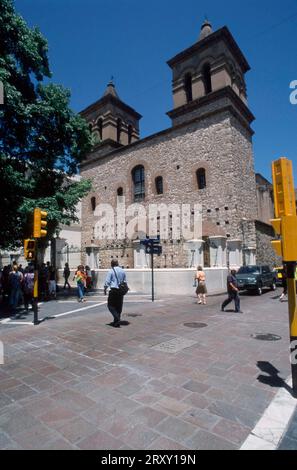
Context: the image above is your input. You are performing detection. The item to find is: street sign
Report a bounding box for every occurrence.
[145,246,162,255]
[140,236,162,301]
[140,236,160,246]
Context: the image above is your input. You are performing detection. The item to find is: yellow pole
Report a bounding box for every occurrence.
[33,255,39,325]
[287,262,297,394]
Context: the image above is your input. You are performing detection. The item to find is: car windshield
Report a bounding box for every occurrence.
[237,266,259,274]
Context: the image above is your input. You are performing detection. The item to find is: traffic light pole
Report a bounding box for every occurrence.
[271,158,297,396]
[151,249,154,302]
[287,261,297,395]
[33,259,39,325]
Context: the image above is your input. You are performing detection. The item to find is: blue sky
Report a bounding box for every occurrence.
[15,0,297,183]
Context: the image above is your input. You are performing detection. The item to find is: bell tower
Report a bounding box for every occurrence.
[81,80,142,156]
[167,20,253,129]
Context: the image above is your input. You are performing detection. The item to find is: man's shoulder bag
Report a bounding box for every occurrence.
[113,268,129,296]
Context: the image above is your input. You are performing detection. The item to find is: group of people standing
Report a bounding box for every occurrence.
[38,262,58,300]
[0,262,35,315]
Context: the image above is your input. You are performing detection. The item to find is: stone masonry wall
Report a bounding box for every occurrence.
[230,115,257,250]
[81,107,256,268]
[256,220,282,268]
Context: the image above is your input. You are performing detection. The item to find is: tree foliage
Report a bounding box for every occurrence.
[0,0,92,249]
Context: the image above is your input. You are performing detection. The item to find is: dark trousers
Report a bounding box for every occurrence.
[108,289,124,324]
[24,292,33,311]
[222,291,240,312]
[64,277,71,289]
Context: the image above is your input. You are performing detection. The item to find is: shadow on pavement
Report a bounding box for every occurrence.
[256,361,297,398]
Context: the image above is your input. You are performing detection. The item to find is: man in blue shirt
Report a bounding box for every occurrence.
[104,260,127,328]
[221,269,243,313]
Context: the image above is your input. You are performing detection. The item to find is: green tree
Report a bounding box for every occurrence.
[0,0,92,250]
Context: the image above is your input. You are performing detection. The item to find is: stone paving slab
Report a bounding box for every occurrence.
[0,290,295,449]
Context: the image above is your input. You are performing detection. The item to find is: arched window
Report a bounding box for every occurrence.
[184,73,193,103]
[92,130,100,144]
[97,118,103,140]
[132,165,145,202]
[196,168,206,190]
[155,176,163,195]
[128,125,133,144]
[117,118,122,143]
[202,63,212,94]
[91,196,96,211]
[117,187,123,197]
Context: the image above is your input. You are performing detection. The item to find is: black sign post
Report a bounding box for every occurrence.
[140,237,162,302]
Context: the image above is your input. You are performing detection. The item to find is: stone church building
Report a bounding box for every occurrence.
[79,20,277,272]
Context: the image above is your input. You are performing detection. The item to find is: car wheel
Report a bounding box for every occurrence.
[270,282,276,291]
[257,284,263,295]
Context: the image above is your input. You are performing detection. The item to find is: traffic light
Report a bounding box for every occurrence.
[270,218,282,257]
[270,158,297,261]
[272,157,296,217]
[24,239,36,261]
[33,208,48,238]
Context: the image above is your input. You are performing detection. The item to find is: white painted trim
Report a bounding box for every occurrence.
[240,377,296,450]
[52,301,107,318]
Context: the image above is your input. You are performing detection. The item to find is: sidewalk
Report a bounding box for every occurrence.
[278,407,297,450]
[0,289,296,449]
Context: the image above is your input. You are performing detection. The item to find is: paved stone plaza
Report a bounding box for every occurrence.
[0,289,296,450]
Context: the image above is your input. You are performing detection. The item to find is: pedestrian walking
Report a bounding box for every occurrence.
[63,263,71,289]
[23,266,34,312]
[195,265,207,305]
[18,264,24,274]
[73,265,86,302]
[1,266,10,302]
[104,260,128,328]
[221,269,243,313]
[85,265,92,291]
[279,266,287,302]
[39,263,48,300]
[8,263,23,315]
[48,266,57,300]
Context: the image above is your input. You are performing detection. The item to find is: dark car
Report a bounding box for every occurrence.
[236,265,277,295]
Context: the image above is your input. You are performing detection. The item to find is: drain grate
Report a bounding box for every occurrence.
[184,322,207,329]
[126,313,142,318]
[151,337,197,353]
[251,333,282,341]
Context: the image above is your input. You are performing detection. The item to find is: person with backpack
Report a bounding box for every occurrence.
[73,265,87,302]
[23,265,34,312]
[104,260,128,328]
[9,263,23,315]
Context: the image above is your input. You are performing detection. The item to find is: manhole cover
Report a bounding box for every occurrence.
[151,337,197,353]
[184,322,208,329]
[126,313,142,317]
[251,333,282,341]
